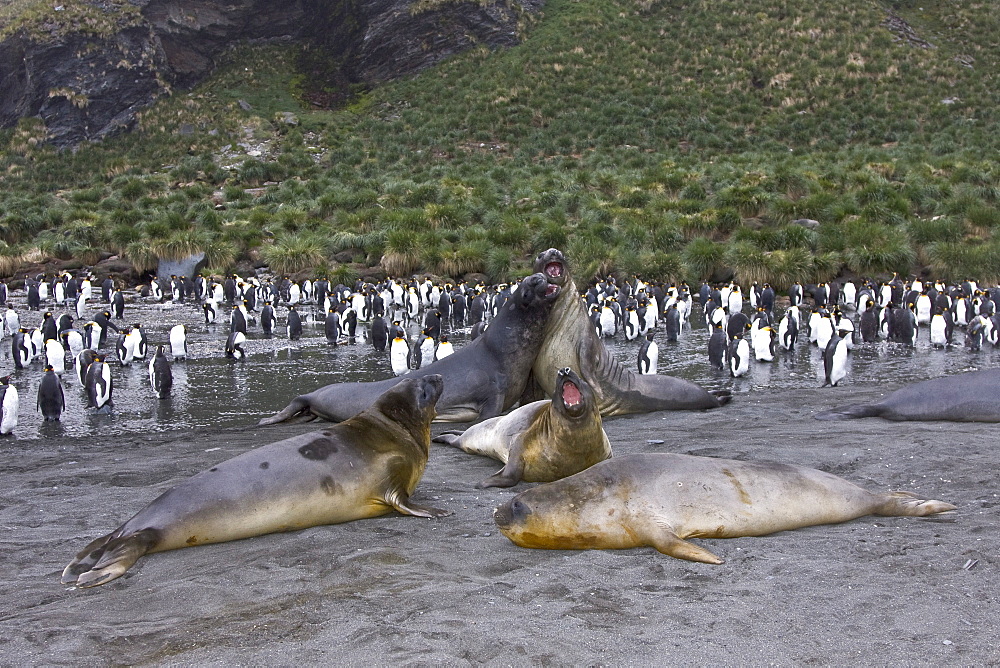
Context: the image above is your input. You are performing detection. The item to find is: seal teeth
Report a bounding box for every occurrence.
[545,284,559,296]
[545,262,563,278]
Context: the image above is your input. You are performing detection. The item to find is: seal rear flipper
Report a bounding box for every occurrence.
[709,389,733,406]
[874,491,957,517]
[258,396,310,426]
[646,520,724,564]
[62,528,159,588]
[813,403,882,421]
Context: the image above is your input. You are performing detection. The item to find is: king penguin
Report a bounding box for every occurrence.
[0,375,18,434]
[664,303,681,342]
[286,306,302,341]
[435,335,454,361]
[45,338,66,375]
[637,332,658,375]
[418,327,437,367]
[708,323,728,371]
[371,316,388,352]
[260,301,276,336]
[777,307,798,351]
[76,349,99,388]
[169,324,187,359]
[85,357,113,413]
[823,329,850,387]
[728,334,750,378]
[225,331,247,359]
[390,330,409,376]
[37,364,65,421]
[148,345,173,399]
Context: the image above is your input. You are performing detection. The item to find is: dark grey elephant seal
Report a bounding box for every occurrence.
[494,452,955,564]
[815,368,1000,422]
[433,367,611,488]
[531,248,729,415]
[62,375,449,588]
[259,272,560,425]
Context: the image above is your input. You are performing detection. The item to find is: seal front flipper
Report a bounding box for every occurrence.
[477,458,526,489]
[648,524,724,565]
[62,528,159,588]
[386,492,452,518]
[258,396,311,426]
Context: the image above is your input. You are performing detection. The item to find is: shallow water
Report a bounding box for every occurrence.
[1,288,997,440]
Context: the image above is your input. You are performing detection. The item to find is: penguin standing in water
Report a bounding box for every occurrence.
[435,335,454,361]
[131,323,148,360]
[708,323,728,371]
[225,331,247,359]
[230,304,248,335]
[110,290,125,320]
[75,349,99,388]
[823,328,850,387]
[37,364,65,421]
[389,330,409,376]
[637,332,659,375]
[590,304,603,337]
[751,324,775,362]
[324,308,341,345]
[85,357,113,413]
[623,306,640,341]
[92,311,118,346]
[777,307,798,351]
[203,300,218,324]
[61,328,85,358]
[859,298,878,342]
[370,316,388,352]
[929,308,952,348]
[260,301,276,336]
[148,346,173,399]
[116,329,135,366]
[286,306,302,341]
[45,338,66,375]
[664,303,681,342]
[0,375,18,434]
[169,324,187,359]
[728,333,750,378]
[13,329,32,369]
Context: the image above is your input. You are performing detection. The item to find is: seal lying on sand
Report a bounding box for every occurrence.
[494,452,955,564]
[815,368,1000,422]
[531,248,729,415]
[434,367,611,488]
[259,272,560,425]
[63,375,449,588]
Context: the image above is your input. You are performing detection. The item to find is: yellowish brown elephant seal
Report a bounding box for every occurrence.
[494,452,956,563]
[62,375,449,588]
[433,367,611,488]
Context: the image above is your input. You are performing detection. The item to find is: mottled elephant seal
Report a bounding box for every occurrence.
[433,367,611,488]
[63,375,449,588]
[259,272,560,425]
[531,248,729,415]
[494,452,955,564]
[815,368,1000,422]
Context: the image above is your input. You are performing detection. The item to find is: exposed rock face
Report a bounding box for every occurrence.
[0,0,540,146]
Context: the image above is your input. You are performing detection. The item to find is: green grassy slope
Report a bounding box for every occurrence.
[1,0,998,286]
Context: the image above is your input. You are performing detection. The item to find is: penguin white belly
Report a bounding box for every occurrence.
[389,338,409,376]
[751,328,774,362]
[419,338,436,368]
[435,341,454,360]
[1,385,18,434]
[729,339,750,377]
[828,339,849,386]
[930,316,947,347]
[815,320,833,349]
[624,312,640,340]
[599,309,616,337]
[170,325,187,359]
[45,339,66,374]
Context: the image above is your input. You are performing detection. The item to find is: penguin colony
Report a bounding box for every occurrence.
[0,270,520,435]
[1,268,998,437]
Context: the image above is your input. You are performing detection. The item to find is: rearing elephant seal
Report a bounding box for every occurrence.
[494,453,955,564]
[62,375,449,588]
[814,368,1000,422]
[531,248,729,415]
[259,272,560,425]
[433,367,611,488]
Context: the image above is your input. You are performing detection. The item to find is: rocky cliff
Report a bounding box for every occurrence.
[0,0,540,146]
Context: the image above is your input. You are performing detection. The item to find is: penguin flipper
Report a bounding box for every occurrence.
[813,403,882,420]
[62,528,159,588]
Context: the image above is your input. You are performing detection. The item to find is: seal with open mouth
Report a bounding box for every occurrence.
[434,367,611,487]
[531,248,730,415]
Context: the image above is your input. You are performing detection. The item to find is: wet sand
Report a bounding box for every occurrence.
[1,383,997,666]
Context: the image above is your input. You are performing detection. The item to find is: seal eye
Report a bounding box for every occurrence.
[510,499,530,520]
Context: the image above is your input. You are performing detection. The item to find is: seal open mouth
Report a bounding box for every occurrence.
[545,284,560,297]
[562,380,582,408]
[545,262,563,279]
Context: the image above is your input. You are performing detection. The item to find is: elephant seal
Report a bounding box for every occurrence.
[259,272,560,425]
[815,368,1000,422]
[62,375,449,588]
[494,452,955,564]
[530,248,729,415]
[433,367,611,488]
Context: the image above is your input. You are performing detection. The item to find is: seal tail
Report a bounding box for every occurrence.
[258,396,311,426]
[813,403,882,421]
[62,528,159,588]
[874,491,957,517]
